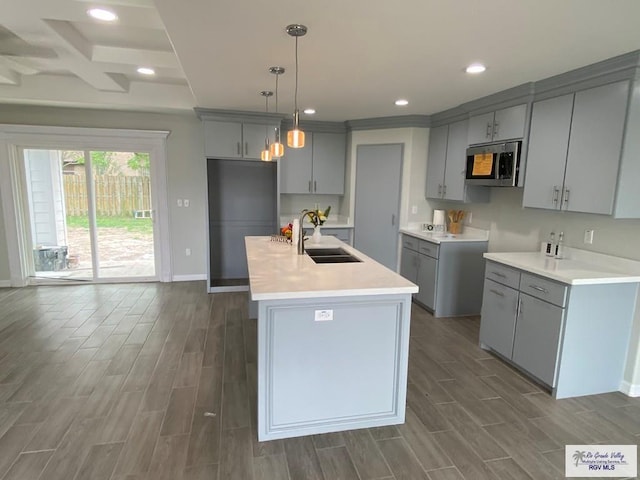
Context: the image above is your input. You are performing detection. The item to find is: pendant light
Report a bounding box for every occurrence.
[260,91,273,161]
[286,24,307,149]
[269,66,285,158]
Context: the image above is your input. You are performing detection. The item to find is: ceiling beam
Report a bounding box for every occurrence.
[43,19,130,92]
[92,45,179,69]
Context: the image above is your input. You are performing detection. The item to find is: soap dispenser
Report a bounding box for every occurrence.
[555,232,565,259]
[546,231,556,257]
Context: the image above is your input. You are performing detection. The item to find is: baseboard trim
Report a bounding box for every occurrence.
[0,280,10,287]
[172,274,207,282]
[620,381,640,397]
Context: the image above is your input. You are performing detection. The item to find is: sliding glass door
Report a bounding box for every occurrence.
[23,148,156,282]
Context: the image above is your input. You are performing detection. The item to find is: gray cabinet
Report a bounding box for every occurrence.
[204,120,278,160]
[280,132,346,194]
[415,252,437,310]
[480,261,565,387]
[426,120,489,203]
[322,227,352,244]
[512,293,564,386]
[480,259,637,398]
[468,104,527,145]
[523,81,630,215]
[479,278,519,359]
[400,234,487,317]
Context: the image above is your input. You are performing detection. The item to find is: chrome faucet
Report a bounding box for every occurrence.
[297,209,309,255]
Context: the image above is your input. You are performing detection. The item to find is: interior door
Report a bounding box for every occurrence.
[354,144,403,270]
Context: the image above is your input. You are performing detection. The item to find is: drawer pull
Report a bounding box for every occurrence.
[529,284,548,294]
[489,289,505,297]
[490,271,506,278]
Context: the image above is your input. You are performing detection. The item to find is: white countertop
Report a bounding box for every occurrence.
[484,250,640,285]
[245,236,418,301]
[400,227,489,244]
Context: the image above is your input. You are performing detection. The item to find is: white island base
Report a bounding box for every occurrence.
[245,236,417,441]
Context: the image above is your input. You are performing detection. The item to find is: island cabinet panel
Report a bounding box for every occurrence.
[257,294,411,441]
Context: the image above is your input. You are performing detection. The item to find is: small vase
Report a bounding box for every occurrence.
[311,225,322,243]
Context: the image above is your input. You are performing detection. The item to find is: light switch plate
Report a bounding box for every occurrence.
[314,309,333,321]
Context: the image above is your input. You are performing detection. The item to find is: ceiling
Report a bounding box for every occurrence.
[1,0,640,121]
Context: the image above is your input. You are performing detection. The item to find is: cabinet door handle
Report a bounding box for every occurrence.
[438,184,442,196]
[493,121,499,138]
[529,284,548,294]
[486,122,492,139]
[391,214,396,226]
[442,184,447,197]
[489,289,504,297]
[245,142,249,155]
[314,180,317,192]
[518,298,522,316]
[563,188,570,207]
[552,186,560,206]
[308,180,312,193]
[490,271,506,278]
[237,142,241,155]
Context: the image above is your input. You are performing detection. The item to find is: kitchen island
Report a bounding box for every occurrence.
[245,236,418,441]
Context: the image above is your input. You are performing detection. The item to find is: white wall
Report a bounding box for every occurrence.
[0,104,207,280]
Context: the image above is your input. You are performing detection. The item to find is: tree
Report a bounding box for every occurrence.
[127,152,150,176]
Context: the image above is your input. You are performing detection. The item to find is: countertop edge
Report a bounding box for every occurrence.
[251,286,419,301]
[400,228,489,244]
[484,253,640,285]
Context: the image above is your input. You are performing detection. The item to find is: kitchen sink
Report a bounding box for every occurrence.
[304,247,350,256]
[306,247,362,264]
[309,255,362,264]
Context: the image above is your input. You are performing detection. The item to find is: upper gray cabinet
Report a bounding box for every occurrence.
[426,120,489,203]
[280,132,346,195]
[204,120,278,160]
[523,81,630,215]
[467,104,527,145]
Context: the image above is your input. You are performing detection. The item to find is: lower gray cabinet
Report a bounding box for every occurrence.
[512,293,564,386]
[415,253,436,310]
[400,234,487,317]
[480,259,637,398]
[479,278,519,359]
[400,247,419,283]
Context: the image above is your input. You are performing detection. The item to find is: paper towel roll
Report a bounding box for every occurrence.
[432,209,446,227]
[292,218,300,246]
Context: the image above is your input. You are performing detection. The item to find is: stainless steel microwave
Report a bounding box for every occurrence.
[465,141,521,187]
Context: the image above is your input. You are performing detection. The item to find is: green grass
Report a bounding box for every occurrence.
[67,216,153,234]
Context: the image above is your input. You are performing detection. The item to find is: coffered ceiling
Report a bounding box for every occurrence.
[1,0,640,120]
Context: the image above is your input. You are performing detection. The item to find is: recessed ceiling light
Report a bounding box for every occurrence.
[395,99,409,106]
[303,108,316,115]
[87,8,118,21]
[466,63,486,74]
[137,67,155,75]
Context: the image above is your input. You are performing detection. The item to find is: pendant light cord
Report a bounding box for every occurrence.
[275,74,279,113]
[294,36,299,112]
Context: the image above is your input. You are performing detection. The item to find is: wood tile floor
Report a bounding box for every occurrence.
[0,282,638,480]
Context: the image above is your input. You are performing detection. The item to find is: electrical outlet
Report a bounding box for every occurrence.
[177,199,183,207]
[466,212,472,224]
[184,199,190,207]
[314,309,333,321]
[584,229,594,244]
[185,248,191,256]
[411,205,418,214]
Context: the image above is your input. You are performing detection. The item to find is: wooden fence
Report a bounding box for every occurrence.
[63,175,151,216]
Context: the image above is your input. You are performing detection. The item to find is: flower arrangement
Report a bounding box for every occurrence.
[305,206,331,227]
